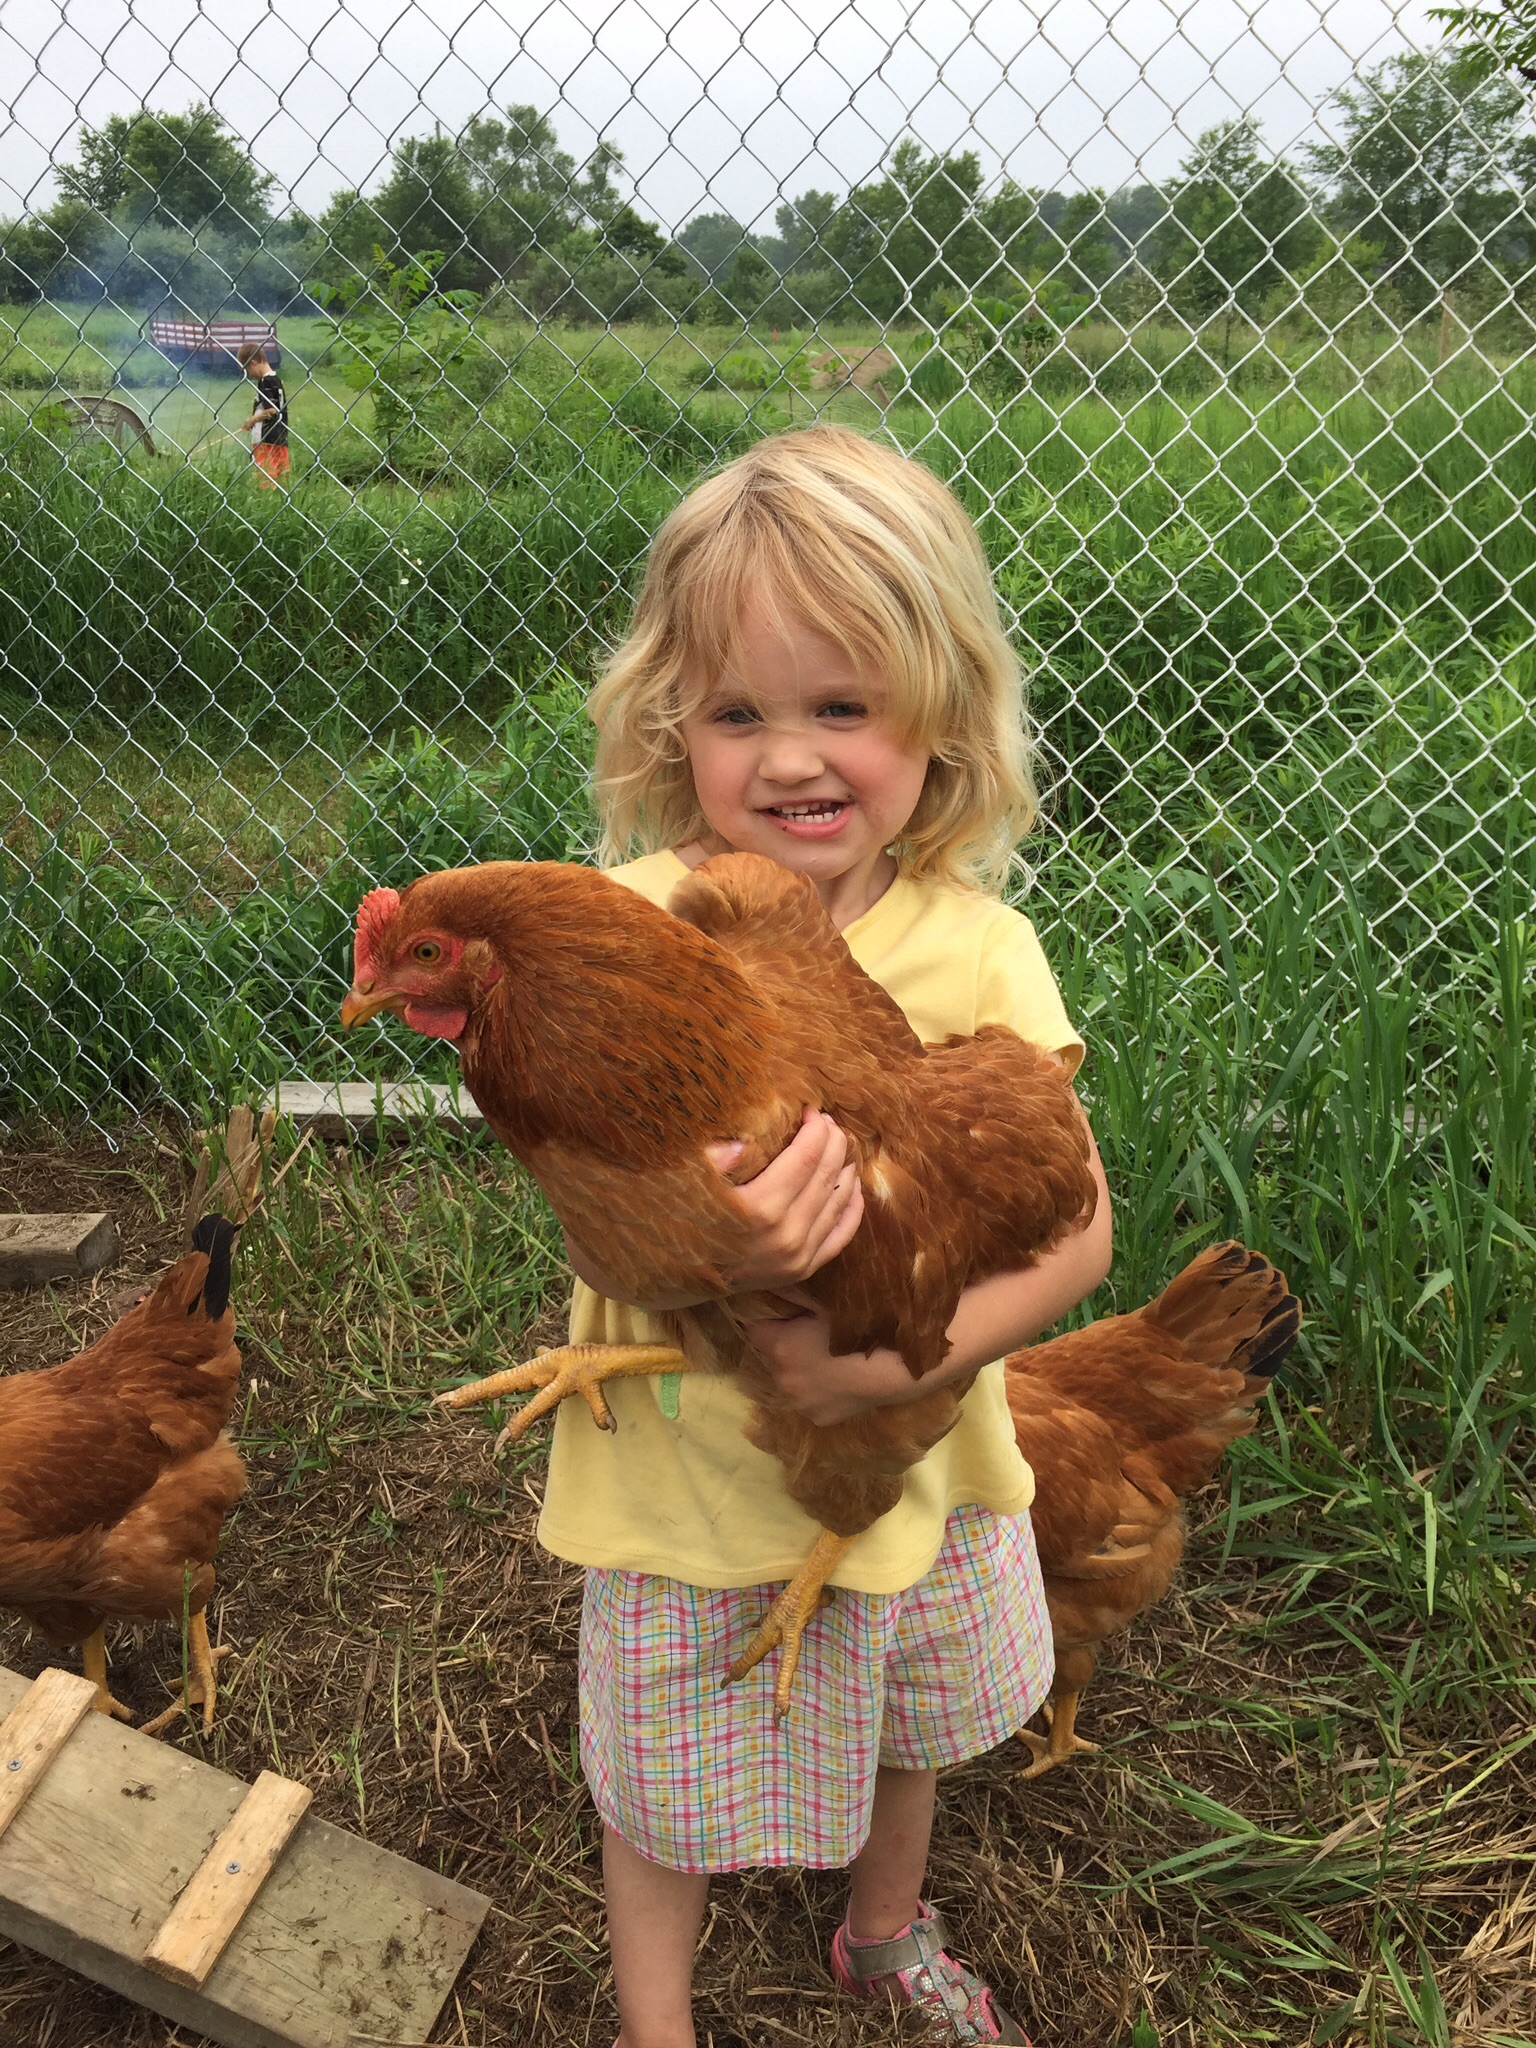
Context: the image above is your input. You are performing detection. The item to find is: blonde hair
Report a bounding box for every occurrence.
[589,424,1038,893]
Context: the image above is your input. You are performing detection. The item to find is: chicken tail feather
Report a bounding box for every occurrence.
[188,1214,239,1321]
[1144,1240,1303,1385]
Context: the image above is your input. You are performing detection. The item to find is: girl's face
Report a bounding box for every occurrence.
[678,600,931,906]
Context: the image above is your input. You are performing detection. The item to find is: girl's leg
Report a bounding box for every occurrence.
[845,1764,937,1938]
[604,1822,709,2048]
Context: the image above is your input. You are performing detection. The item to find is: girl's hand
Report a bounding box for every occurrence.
[707,1106,864,1293]
[562,1107,862,1311]
[742,1298,918,1426]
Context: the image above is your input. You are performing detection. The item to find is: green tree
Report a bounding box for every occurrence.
[678,212,754,281]
[1304,51,1535,310]
[809,141,995,319]
[772,190,838,272]
[56,104,273,235]
[572,140,625,227]
[722,242,774,313]
[1429,0,1536,92]
[371,132,485,293]
[312,110,666,309]
[1156,119,1318,317]
[976,185,1138,299]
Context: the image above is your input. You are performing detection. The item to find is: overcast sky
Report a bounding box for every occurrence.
[2,0,1445,228]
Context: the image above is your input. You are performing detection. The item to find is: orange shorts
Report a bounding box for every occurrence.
[253,443,291,485]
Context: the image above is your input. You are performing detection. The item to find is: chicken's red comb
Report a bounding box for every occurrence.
[354,886,402,980]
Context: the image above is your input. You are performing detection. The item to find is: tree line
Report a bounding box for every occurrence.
[1,47,1532,333]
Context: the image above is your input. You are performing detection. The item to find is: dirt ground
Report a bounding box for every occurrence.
[0,1135,1530,2048]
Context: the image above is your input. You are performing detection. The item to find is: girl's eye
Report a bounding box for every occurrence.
[715,704,759,726]
[820,700,867,721]
[413,940,442,964]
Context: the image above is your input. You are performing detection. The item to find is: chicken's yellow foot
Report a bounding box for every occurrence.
[723,1528,853,1721]
[141,1611,231,1737]
[80,1624,132,1722]
[1016,1693,1100,1778]
[434,1343,695,1449]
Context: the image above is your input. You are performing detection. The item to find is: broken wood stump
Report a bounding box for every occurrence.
[0,1213,116,1289]
[0,1662,490,2048]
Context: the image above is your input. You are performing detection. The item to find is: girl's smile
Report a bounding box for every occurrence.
[761,797,852,837]
[678,601,932,927]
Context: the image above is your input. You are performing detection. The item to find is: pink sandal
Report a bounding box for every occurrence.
[830,1901,1032,2044]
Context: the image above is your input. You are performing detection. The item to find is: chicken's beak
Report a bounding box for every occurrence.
[341,983,397,1030]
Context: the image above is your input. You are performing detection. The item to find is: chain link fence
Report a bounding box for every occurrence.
[1,0,1532,1127]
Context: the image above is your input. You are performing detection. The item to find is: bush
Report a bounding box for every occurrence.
[686,349,777,392]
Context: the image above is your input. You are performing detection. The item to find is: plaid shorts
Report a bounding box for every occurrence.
[579,1505,1053,1871]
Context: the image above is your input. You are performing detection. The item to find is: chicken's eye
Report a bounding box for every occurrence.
[412,940,442,965]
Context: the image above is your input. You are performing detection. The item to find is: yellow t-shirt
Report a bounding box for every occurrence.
[536,849,1085,1595]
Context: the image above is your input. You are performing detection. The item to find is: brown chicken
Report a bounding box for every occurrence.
[342,851,1096,1712]
[1005,1241,1301,1775]
[0,1215,246,1733]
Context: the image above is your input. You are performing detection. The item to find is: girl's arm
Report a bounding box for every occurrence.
[563,1100,1113,1425]
[745,1112,1113,1428]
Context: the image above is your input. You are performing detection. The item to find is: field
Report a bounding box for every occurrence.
[0,305,1533,2046]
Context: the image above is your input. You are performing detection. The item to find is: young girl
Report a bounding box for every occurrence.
[543,424,1113,2047]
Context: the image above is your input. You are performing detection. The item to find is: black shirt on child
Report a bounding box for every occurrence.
[253,373,288,446]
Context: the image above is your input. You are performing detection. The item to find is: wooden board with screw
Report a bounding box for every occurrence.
[0,1664,491,2048]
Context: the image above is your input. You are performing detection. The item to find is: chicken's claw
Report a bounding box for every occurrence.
[1016,1695,1100,1778]
[434,1343,693,1450]
[141,1613,230,1737]
[723,1528,853,1720]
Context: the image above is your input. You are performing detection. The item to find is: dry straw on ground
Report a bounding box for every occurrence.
[0,1131,1530,2048]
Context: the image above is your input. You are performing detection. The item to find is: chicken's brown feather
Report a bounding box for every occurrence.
[0,1229,246,1651]
[1007,1243,1302,1708]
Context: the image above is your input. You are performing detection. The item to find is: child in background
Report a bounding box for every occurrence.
[235,341,288,485]
[550,424,1113,2047]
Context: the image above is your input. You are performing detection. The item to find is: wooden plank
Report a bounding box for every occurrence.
[0,1213,117,1288]
[0,1664,490,2048]
[261,1080,485,1142]
[0,1669,97,1842]
[144,1770,313,1989]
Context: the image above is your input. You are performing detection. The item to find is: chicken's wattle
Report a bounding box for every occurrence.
[404,1001,469,1039]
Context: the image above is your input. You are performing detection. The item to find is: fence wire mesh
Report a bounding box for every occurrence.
[0,0,1532,1127]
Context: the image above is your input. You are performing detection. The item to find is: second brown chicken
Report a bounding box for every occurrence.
[1005,1240,1302,1774]
[0,1214,247,1733]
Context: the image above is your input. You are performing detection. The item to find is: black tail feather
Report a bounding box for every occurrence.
[190,1213,239,1321]
[1244,1289,1304,1383]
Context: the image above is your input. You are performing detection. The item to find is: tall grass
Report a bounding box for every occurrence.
[3,339,1531,1115]
[1068,873,1535,1711]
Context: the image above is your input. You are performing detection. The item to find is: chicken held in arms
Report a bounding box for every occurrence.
[342,852,1096,1713]
[0,1216,246,1733]
[1005,1241,1301,1776]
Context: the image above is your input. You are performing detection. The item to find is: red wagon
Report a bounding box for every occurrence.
[147,317,281,371]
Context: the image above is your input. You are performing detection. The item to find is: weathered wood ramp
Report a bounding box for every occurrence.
[0,1664,490,2048]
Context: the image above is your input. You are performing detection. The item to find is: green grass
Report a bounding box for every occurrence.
[2,312,1529,1089]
